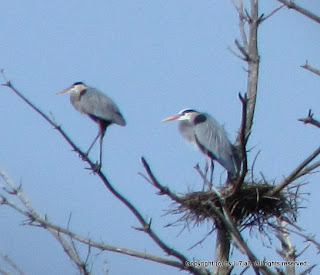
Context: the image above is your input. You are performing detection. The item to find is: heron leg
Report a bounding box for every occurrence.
[203,156,214,190]
[86,131,101,156]
[204,160,209,178]
[203,157,213,190]
[209,159,214,188]
[98,127,107,168]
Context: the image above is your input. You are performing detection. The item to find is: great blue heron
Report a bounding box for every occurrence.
[162,109,239,178]
[57,82,126,169]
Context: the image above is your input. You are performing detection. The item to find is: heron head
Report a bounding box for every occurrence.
[57,82,87,95]
[162,108,199,122]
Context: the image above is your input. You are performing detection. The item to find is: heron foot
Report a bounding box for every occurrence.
[92,162,101,173]
[85,162,101,173]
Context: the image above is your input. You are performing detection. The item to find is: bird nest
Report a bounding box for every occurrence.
[171,182,297,230]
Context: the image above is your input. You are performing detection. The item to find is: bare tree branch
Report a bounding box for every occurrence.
[0,267,9,275]
[140,157,182,203]
[0,253,25,275]
[228,45,248,61]
[233,93,248,192]
[0,166,90,275]
[0,74,206,275]
[287,229,320,254]
[301,61,320,77]
[230,0,261,146]
[269,146,320,196]
[51,230,90,275]
[276,219,296,275]
[292,160,320,181]
[299,265,317,275]
[260,4,285,22]
[0,166,194,272]
[235,39,250,61]
[276,0,320,24]
[298,109,320,129]
[232,0,249,49]
[244,0,260,142]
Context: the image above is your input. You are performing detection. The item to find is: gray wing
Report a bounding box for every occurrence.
[71,87,126,126]
[193,113,237,175]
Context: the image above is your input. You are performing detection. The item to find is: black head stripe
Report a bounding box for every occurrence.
[179,109,197,115]
[73,81,84,86]
[194,114,207,125]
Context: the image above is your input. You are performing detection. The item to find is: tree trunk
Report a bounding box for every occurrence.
[213,227,231,275]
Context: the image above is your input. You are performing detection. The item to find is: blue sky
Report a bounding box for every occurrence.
[0,1,320,274]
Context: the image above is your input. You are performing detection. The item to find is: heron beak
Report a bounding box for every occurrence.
[56,87,71,95]
[162,114,181,122]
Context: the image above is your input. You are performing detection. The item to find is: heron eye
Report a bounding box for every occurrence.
[194,114,207,125]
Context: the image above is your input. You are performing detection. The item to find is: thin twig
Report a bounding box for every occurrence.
[141,157,182,203]
[295,244,310,259]
[292,160,320,182]
[269,146,320,196]
[51,229,89,275]
[276,0,320,25]
[228,45,247,61]
[239,266,250,275]
[0,253,25,275]
[301,61,320,77]
[299,264,317,275]
[237,0,249,49]
[298,109,320,129]
[235,39,250,61]
[188,228,215,251]
[286,228,320,254]
[260,5,284,22]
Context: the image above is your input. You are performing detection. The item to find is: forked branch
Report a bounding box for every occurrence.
[298,109,320,129]
[0,167,90,275]
[141,157,182,203]
[0,167,187,270]
[269,146,320,196]
[230,0,260,143]
[0,73,206,275]
[301,61,320,77]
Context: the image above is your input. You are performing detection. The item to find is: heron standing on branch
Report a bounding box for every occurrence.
[162,109,239,179]
[57,82,126,170]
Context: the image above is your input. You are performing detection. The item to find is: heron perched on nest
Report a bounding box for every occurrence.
[162,109,240,178]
